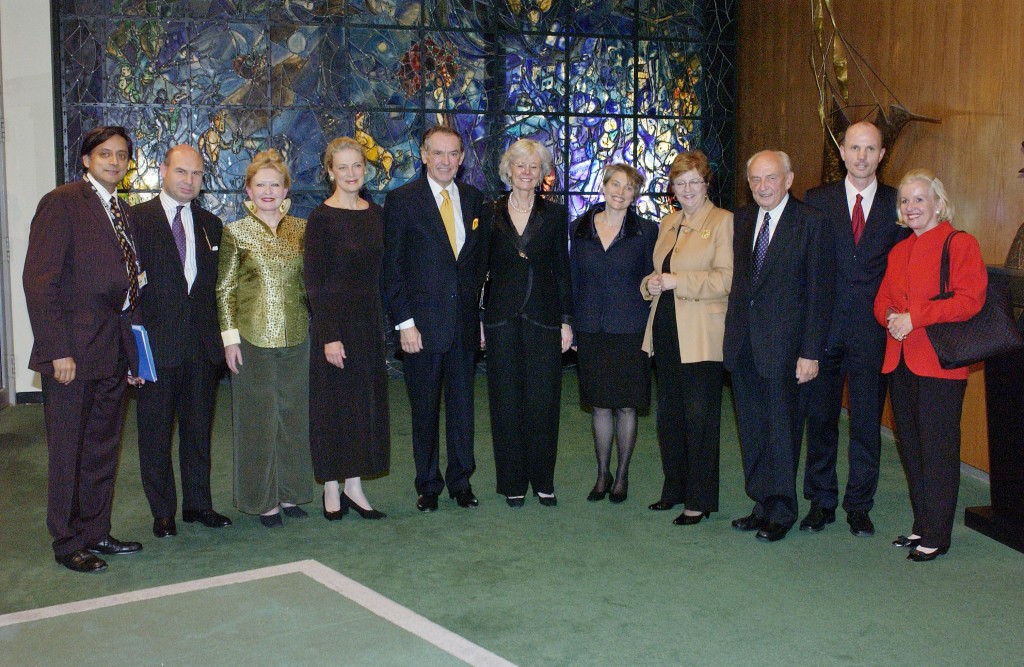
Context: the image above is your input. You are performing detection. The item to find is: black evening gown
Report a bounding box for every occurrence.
[305,202,391,481]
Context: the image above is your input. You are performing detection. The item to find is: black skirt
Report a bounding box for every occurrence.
[576,331,651,408]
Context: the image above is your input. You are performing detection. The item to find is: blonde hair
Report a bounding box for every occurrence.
[897,168,955,226]
[245,148,291,190]
[324,137,365,180]
[498,139,553,188]
[602,163,645,200]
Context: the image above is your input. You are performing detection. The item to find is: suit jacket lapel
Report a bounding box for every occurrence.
[755,200,795,286]
[81,180,124,252]
[456,182,478,264]
[831,182,856,254]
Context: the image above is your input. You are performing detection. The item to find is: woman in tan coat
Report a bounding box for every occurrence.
[642,150,733,526]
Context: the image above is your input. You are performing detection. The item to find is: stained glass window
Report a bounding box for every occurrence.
[55,0,736,220]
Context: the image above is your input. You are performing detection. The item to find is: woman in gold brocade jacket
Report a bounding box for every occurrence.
[216,148,313,527]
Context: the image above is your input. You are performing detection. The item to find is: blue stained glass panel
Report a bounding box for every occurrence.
[568,37,635,116]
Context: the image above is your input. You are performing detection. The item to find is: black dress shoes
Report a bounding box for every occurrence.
[648,499,677,511]
[673,511,709,526]
[798,503,836,532]
[756,522,789,542]
[87,535,143,555]
[260,513,283,528]
[182,509,232,528]
[505,495,526,508]
[342,492,387,519]
[281,505,308,519]
[453,489,479,508]
[536,494,558,507]
[892,535,921,549]
[731,513,765,531]
[417,493,439,512]
[56,549,107,573]
[153,517,177,538]
[907,545,949,562]
[846,510,875,537]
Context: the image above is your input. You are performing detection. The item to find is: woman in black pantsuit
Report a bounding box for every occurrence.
[570,163,657,504]
[482,139,573,508]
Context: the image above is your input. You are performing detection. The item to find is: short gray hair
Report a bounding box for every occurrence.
[498,139,553,188]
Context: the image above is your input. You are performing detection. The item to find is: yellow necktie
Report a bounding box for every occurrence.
[440,188,458,257]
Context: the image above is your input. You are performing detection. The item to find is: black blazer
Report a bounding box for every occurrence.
[23,179,139,379]
[383,176,486,354]
[569,204,657,335]
[805,180,908,368]
[130,195,224,368]
[723,196,833,378]
[482,195,573,328]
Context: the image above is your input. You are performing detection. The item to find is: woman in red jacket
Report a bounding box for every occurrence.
[874,169,987,562]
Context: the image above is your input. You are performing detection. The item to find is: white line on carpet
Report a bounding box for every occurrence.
[0,559,516,667]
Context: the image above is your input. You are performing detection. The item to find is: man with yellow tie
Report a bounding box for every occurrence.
[383,125,487,512]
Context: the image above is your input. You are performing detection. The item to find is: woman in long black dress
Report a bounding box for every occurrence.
[305,137,391,521]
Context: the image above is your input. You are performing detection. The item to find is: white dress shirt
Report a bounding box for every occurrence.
[159,191,198,291]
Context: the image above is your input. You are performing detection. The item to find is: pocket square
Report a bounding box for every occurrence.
[472,218,479,230]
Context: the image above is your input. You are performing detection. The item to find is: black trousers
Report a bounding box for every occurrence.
[403,331,476,496]
[43,363,128,557]
[653,310,722,510]
[485,316,562,496]
[801,338,887,512]
[889,358,966,550]
[730,339,802,528]
[136,344,220,519]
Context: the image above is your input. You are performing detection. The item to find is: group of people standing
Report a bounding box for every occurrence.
[23,119,985,574]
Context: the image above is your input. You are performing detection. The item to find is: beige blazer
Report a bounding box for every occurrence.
[641,199,734,363]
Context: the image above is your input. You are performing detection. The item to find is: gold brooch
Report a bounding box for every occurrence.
[701,229,711,239]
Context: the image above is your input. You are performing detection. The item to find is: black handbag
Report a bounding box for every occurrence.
[925,230,1024,369]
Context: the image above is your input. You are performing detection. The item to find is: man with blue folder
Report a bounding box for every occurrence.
[131,145,231,538]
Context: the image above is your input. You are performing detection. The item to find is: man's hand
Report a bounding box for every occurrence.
[324,341,346,368]
[53,357,76,385]
[560,324,573,353]
[400,326,423,354]
[796,357,819,384]
[127,374,145,387]
[225,344,243,374]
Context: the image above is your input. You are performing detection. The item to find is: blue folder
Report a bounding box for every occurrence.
[131,324,158,382]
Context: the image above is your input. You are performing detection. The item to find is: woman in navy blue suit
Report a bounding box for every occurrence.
[569,164,657,503]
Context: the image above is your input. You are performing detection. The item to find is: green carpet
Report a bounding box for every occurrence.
[1,376,1022,666]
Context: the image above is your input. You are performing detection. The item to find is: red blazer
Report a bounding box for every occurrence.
[874,222,987,380]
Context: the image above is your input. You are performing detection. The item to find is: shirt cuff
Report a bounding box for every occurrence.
[221,329,241,347]
[396,318,415,331]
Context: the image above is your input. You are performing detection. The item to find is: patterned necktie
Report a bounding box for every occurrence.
[172,204,187,265]
[109,195,140,310]
[851,193,865,245]
[439,188,458,257]
[752,211,771,279]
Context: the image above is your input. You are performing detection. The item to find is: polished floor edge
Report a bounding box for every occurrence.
[0,559,517,667]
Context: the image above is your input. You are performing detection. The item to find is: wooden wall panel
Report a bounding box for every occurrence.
[736,1,1024,472]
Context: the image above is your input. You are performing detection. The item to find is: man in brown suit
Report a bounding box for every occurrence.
[23,126,145,573]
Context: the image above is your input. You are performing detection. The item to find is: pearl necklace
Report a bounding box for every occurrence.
[509,196,534,214]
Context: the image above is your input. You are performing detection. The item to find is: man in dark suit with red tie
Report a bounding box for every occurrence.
[383,125,487,512]
[724,150,833,543]
[131,145,231,539]
[23,126,144,573]
[799,121,909,537]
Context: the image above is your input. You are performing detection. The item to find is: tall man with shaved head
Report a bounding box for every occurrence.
[799,122,908,537]
[131,144,231,538]
[724,150,833,542]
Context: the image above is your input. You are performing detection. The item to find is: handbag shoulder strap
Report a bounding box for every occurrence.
[934,229,964,300]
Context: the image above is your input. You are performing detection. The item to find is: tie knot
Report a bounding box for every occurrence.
[764,211,771,223]
[440,188,451,203]
[176,205,185,213]
[856,193,863,203]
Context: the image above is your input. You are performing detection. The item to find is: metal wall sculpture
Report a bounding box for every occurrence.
[55,0,736,220]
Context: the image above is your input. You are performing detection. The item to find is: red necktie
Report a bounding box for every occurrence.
[851,193,865,244]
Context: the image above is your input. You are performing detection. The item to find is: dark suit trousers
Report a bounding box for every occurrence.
[403,332,476,496]
[136,343,220,518]
[730,338,801,527]
[889,358,965,550]
[485,316,562,496]
[653,300,722,510]
[42,366,128,557]
[801,339,887,512]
